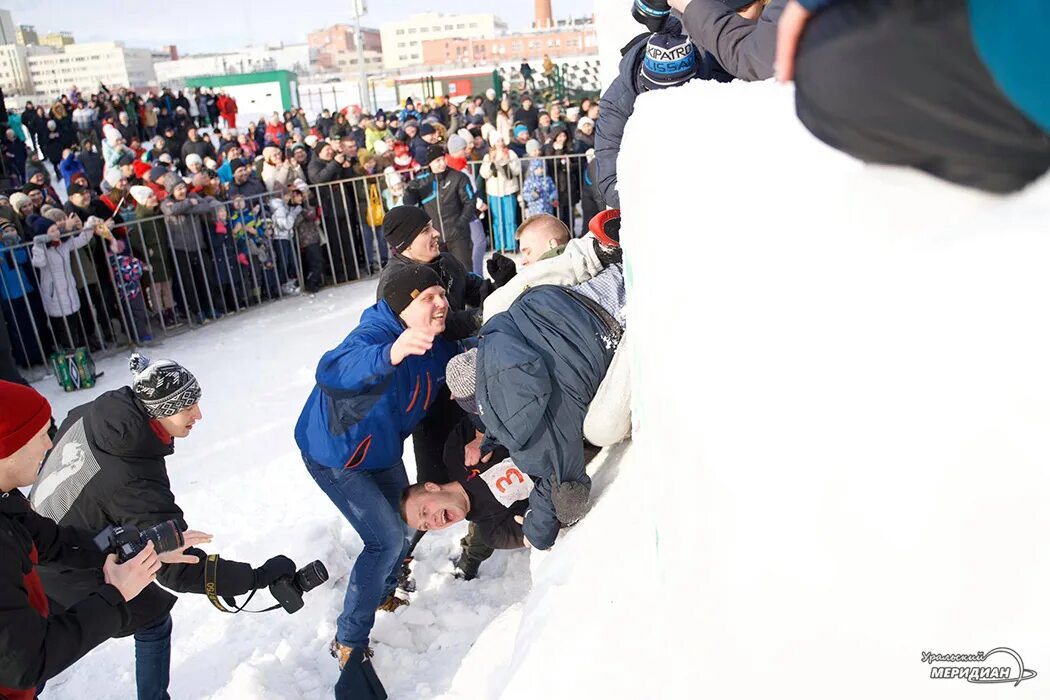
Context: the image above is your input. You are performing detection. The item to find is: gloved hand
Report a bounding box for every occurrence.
[486,253,517,287]
[632,0,670,32]
[254,555,296,587]
[551,481,590,526]
[237,252,250,267]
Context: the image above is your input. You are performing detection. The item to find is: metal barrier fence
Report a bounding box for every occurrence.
[0,152,595,380]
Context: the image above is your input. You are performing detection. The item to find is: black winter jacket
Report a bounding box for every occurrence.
[403,169,476,245]
[0,489,128,691]
[32,388,258,635]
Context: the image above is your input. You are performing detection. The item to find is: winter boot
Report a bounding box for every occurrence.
[376,593,410,613]
[396,557,416,594]
[451,553,481,581]
[333,645,387,700]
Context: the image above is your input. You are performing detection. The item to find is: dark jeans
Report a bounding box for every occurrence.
[794,0,1050,194]
[134,613,172,700]
[305,458,411,648]
[273,238,298,284]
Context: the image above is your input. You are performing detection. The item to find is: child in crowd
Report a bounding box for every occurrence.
[229,195,278,301]
[291,180,324,294]
[521,157,558,218]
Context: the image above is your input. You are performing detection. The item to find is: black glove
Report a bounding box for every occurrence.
[253,555,296,587]
[551,481,590,526]
[632,0,670,32]
[486,253,517,287]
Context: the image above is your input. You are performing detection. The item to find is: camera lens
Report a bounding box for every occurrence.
[141,520,184,555]
[294,560,329,593]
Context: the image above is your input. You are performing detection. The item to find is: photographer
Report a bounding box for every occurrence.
[0,381,158,699]
[31,355,298,700]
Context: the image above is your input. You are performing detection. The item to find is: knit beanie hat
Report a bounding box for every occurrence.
[40,205,65,224]
[185,153,203,167]
[424,143,445,165]
[419,123,436,137]
[384,205,431,253]
[0,380,51,459]
[445,348,478,414]
[513,124,529,139]
[105,168,124,188]
[130,185,154,206]
[148,165,169,183]
[304,134,320,148]
[639,30,698,91]
[129,353,202,418]
[446,134,467,154]
[162,172,184,194]
[67,182,89,198]
[381,264,443,316]
[8,192,30,212]
[525,139,541,156]
[373,139,390,156]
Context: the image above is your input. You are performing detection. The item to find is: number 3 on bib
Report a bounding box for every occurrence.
[495,467,525,493]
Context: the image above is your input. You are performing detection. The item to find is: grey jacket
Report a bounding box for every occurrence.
[681,0,786,82]
[160,196,219,252]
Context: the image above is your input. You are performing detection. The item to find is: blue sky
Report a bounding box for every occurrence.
[4,1,596,54]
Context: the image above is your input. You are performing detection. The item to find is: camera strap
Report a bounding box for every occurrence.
[204,554,281,614]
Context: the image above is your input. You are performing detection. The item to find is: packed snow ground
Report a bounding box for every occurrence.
[36,281,616,699]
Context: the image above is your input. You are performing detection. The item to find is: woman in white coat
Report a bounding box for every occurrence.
[479,132,522,253]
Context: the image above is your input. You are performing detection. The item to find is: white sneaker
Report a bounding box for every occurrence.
[281,282,300,295]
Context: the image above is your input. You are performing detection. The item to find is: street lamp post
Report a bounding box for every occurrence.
[353,0,372,113]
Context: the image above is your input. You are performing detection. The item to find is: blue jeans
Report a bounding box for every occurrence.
[305,458,411,647]
[134,613,172,700]
[470,219,487,276]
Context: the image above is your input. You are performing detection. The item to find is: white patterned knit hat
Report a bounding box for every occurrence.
[129,353,202,418]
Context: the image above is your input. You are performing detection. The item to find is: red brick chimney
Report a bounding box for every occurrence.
[535,0,553,29]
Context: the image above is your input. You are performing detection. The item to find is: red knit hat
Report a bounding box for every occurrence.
[0,381,51,459]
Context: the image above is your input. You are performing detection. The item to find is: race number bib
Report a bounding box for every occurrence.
[480,458,534,508]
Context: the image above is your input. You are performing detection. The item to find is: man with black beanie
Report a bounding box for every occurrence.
[32,354,298,700]
[403,143,477,269]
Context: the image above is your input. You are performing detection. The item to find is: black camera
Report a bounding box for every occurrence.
[633,0,671,32]
[269,560,328,614]
[93,520,184,563]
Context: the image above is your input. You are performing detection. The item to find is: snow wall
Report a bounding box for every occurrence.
[454,4,1050,699]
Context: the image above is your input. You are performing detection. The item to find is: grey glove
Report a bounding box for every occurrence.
[551,481,590,526]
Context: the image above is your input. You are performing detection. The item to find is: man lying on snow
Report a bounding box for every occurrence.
[431,250,628,551]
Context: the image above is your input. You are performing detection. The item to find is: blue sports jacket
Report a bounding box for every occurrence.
[295,300,460,471]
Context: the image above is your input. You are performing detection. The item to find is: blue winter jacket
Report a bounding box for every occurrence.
[475,286,618,550]
[296,301,460,471]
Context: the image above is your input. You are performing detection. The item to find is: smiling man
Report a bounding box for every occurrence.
[295,264,460,686]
